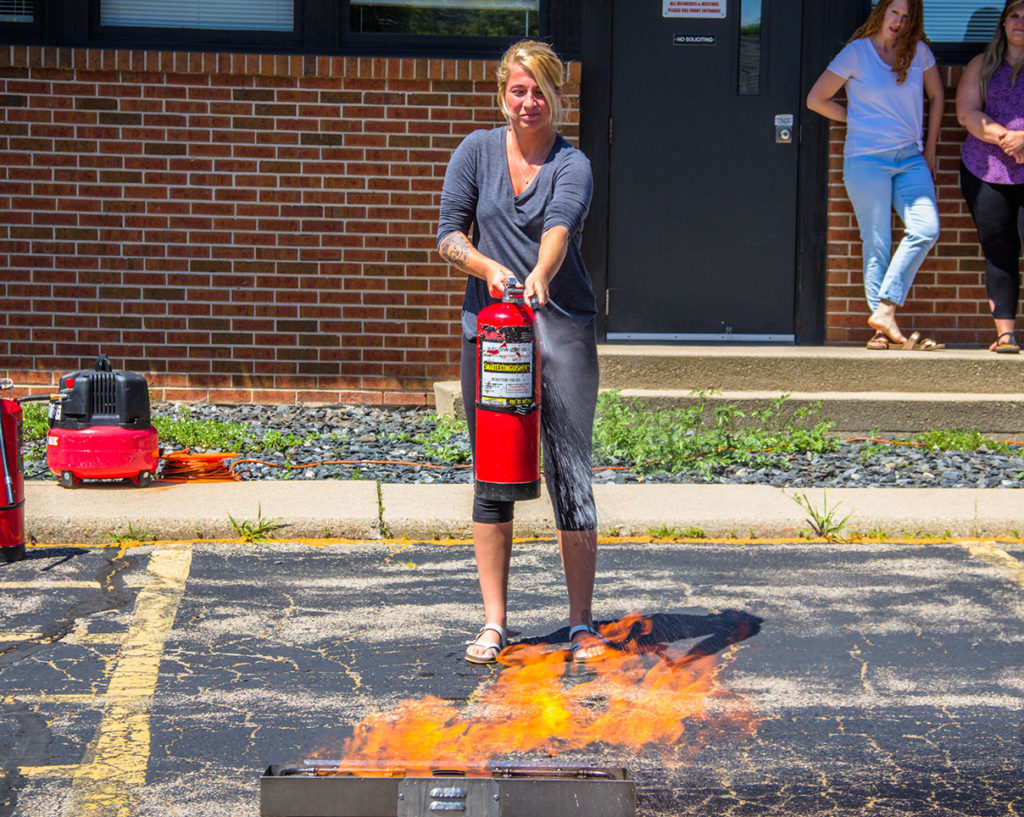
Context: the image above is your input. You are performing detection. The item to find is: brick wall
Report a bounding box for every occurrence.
[1,45,991,407]
[0,46,581,405]
[824,65,991,347]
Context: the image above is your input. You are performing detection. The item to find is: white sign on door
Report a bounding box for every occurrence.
[663,0,726,18]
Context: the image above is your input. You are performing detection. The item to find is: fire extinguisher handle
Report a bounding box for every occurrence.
[502,278,540,311]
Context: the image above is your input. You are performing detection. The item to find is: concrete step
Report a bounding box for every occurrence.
[434,344,1024,437]
[598,345,1024,393]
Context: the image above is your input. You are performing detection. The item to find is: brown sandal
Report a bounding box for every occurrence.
[865,331,889,350]
[990,332,1020,354]
[897,331,945,351]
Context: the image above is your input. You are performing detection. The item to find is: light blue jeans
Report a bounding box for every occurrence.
[843,145,940,310]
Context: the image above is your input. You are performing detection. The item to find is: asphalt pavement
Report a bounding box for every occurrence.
[1,481,1023,816]
[1,538,1022,816]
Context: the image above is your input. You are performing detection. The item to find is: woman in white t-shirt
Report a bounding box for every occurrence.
[807,0,944,350]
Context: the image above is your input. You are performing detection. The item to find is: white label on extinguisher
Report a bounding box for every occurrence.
[480,340,534,407]
[47,435,59,447]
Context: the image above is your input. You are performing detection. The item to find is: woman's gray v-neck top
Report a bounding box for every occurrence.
[437,126,597,338]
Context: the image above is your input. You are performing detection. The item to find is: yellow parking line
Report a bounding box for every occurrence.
[962,541,1024,589]
[70,546,193,816]
[0,632,123,645]
[4,694,98,705]
[17,764,80,778]
[0,581,101,589]
[75,633,125,644]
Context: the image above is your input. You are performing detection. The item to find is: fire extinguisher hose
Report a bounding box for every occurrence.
[0,380,16,507]
[0,414,13,507]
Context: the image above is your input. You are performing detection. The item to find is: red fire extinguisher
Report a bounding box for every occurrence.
[475,280,541,501]
[0,380,25,563]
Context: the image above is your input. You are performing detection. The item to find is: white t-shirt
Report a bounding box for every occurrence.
[827,38,935,157]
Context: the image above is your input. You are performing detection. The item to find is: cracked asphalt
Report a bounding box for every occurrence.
[0,539,1022,816]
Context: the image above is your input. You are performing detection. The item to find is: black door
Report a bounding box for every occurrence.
[606,0,803,342]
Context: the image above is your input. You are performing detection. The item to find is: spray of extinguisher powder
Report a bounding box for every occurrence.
[474,281,541,501]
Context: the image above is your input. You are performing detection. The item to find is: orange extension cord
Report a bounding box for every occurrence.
[157,437,1024,482]
[160,451,242,482]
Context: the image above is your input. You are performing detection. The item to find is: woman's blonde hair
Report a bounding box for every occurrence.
[977,0,1024,104]
[849,0,928,84]
[496,40,565,125]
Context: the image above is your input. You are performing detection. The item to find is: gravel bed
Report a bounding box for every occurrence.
[24,402,1024,488]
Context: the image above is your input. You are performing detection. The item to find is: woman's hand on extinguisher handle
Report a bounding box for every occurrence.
[485,264,519,299]
[523,271,549,308]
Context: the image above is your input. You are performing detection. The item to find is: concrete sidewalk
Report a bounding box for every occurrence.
[22,479,1024,543]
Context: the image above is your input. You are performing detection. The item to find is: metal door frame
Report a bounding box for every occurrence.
[578,0,866,345]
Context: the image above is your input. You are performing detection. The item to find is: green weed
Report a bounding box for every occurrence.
[413,414,470,464]
[648,524,706,539]
[858,429,1022,459]
[227,504,286,545]
[152,407,249,451]
[259,430,304,454]
[592,390,837,476]
[911,428,1018,454]
[20,403,49,442]
[110,521,156,544]
[791,490,852,542]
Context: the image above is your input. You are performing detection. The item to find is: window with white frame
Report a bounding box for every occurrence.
[0,0,33,23]
[349,0,539,37]
[0,1,565,58]
[924,1,1000,44]
[100,0,295,31]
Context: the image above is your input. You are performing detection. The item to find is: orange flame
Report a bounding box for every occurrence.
[328,612,760,774]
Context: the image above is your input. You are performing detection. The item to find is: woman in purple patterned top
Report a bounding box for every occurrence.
[957,0,1024,353]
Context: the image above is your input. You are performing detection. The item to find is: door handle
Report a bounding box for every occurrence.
[775,114,794,144]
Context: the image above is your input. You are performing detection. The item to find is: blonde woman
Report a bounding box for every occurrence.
[957,0,1024,353]
[807,0,944,350]
[437,41,605,664]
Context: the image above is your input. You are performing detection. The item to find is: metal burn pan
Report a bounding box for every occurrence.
[260,762,637,817]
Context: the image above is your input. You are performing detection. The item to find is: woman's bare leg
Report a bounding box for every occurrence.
[559,528,604,659]
[466,520,513,660]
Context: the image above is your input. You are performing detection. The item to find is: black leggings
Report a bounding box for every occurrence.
[460,313,599,531]
[960,162,1024,320]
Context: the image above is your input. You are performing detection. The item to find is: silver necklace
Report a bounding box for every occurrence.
[509,130,554,190]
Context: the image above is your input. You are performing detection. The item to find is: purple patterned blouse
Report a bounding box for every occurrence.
[962,62,1024,185]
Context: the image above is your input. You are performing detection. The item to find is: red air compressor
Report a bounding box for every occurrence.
[475,281,541,501]
[46,355,159,489]
[0,380,25,563]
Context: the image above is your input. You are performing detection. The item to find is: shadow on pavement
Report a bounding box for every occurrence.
[519,609,763,658]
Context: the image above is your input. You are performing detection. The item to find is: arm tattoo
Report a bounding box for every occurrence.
[439,233,472,267]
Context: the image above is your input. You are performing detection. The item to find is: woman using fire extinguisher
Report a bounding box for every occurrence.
[437,40,607,664]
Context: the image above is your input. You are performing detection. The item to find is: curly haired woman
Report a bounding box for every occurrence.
[807,0,944,351]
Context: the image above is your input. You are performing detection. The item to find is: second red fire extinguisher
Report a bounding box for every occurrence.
[475,280,541,501]
[0,380,25,563]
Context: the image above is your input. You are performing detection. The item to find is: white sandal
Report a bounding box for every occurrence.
[568,623,610,663]
[464,623,507,664]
